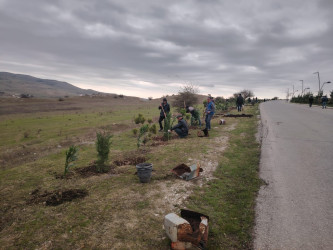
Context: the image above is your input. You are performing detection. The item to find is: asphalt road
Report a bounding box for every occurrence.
[254,101,333,250]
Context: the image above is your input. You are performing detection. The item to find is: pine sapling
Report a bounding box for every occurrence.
[137,124,149,148]
[163,113,176,140]
[96,132,112,172]
[64,145,79,175]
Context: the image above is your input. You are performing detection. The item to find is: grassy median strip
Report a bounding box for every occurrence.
[186,104,262,249]
[1,97,262,249]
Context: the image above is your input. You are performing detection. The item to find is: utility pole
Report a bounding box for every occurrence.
[313,72,321,94]
[293,85,295,97]
[300,80,303,95]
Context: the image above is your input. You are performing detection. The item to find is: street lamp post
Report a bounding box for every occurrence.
[303,87,310,95]
[292,84,298,97]
[300,80,304,95]
[313,72,321,94]
[320,81,331,93]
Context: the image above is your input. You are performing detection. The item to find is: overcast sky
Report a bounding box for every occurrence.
[1,0,332,98]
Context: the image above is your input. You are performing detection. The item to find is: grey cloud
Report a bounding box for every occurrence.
[0,0,332,98]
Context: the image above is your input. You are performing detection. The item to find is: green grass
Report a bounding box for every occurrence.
[0,97,262,249]
[186,105,262,249]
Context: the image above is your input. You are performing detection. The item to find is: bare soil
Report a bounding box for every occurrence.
[223,114,253,117]
[113,155,147,166]
[27,188,88,206]
[148,133,232,215]
[172,164,191,176]
[74,164,115,178]
[0,95,153,116]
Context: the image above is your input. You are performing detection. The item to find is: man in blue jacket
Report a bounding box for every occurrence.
[169,114,188,138]
[321,95,328,109]
[158,98,170,131]
[205,96,215,130]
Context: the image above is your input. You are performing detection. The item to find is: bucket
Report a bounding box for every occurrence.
[136,163,153,183]
[219,119,226,125]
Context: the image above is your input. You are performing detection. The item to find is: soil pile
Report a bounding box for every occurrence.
[28,188,88,206]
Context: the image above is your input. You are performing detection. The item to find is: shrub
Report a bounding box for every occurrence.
[147,118,153,124]
[149,124,157,134]
[64,145,79,175]
[134,114,146,124]
[95,132,112,172]
[132,128,138,136]
[163,113,176,140]
[23,131,29,138]
[215,102,229,112]
[137,124,149,148]
[179,108,186,117]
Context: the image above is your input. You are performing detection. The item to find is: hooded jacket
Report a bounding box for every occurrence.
[171,118,188,134]
[158,102,170,116]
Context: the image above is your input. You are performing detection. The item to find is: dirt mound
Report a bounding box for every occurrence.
[75,164,115,177]
[223,114,253,118]
[113,156,146,166]
[172,164,191,176]
[28,188,88,206]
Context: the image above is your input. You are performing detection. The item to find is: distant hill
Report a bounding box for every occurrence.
[0,72,102,97]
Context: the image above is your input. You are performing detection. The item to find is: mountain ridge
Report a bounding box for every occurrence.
[0,72,103,97]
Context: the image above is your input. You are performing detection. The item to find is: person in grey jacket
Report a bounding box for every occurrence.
[169,114,188,138]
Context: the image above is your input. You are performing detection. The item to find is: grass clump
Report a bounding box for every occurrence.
[134,114,145,124]
[132,128,138,136]
[95,132,112,172]
[64,145,79,175]
[149,124,157,134]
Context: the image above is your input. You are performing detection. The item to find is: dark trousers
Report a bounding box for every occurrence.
[205,113,213,130]
[322,102,327,109]
[237,104,242,112]
[158,115,165,129]
[309,101,313,107]
[174,128,188,138]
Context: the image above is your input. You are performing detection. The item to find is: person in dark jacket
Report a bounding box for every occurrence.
[236,94,244,112]
[158,98,170,131]
[169,114,188,138]
[309,95,314,107]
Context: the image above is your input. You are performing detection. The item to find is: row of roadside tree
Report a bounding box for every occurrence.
[290,90,333,105]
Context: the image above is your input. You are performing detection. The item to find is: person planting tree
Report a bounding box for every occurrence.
[158,98,170,132]
[168,114,188,138]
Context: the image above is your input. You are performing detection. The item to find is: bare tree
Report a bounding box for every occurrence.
[233,90,254,99]
[172,83,199,111]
